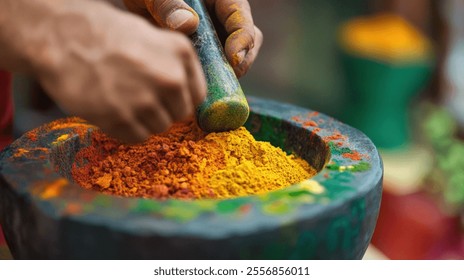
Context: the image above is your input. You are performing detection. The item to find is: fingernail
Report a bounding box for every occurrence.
[167,9,194,30]
[236,49,248,65]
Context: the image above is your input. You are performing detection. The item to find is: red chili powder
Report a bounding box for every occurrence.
[292,116,302,122]
[307,112,319,117]
[342,151,365,161]
[323,132,346,142]
[71,120,218,199]
[302,121,318,127]
[26,131,38,142]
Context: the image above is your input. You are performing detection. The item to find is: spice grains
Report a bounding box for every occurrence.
[72,119,316,199]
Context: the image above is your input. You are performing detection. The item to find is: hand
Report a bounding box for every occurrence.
[33,1,206,143]
[124,0,263,77]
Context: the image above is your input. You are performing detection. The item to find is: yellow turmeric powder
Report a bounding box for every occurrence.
[203,128,312,198]
[339,13,432,62]
[72,119,316,199]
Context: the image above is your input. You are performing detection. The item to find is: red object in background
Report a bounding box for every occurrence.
[0,229,6,249]
[0,70,13,150]
[372,189,462,259]
[0,70,13,250]
[427,228,464,260]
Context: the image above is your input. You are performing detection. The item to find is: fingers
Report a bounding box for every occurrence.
[147,33,206,121]
[101,107,152,144]
[107,121,150,144]
[187,56,207,107]
[158,74,194,121]
[123,0,151,18]
[126,0,261,77]
[73,9,206,143]
[210,0,254,66]
[164,34,207,110]
[205,0,261,77]
[103,93,172,144]
[145,0,199,35]
[174,36,207,107]
[233,26,263,78]
[135,97,173,134]
[132,33,205,139]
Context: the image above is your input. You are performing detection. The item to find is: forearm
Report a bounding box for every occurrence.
[0,0,120,74]
[0,0,58,73]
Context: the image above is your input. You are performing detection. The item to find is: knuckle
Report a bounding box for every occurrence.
[159,64,187,93]
[136,101,157,115]
[156,0,177,12]
[151,0,171,15]
[134,94,157,112]
[227,29,254,50]
[255,26,263,43]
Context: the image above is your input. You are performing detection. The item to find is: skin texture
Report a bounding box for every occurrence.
[0,0,206,143]
[124,0,263,78]
[0,0,262,143]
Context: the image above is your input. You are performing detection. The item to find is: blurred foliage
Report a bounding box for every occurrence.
[422,103,464,209]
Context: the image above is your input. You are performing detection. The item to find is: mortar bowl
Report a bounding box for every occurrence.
[0,96,382,259]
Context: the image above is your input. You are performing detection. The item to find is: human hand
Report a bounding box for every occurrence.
[33,1,206,143]
[124,0,263,77]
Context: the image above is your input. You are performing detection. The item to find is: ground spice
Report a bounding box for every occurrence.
[323,131,346,142]
[342,151,364,161]
[71,119,316,199]
[204,127,313,198]
[340,13,432,62]
[47,117,96,138]
[292,113,320,129]
[26,131,38,142]
[302,121,318,127]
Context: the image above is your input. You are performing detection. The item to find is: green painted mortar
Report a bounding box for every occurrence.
[0,96,382,259]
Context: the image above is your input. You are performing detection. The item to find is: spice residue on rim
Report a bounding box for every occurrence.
[71,119,316,200]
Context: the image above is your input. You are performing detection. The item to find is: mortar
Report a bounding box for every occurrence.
[0,97,382,259]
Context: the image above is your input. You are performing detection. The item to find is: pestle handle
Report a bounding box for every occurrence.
[185,0,249,132]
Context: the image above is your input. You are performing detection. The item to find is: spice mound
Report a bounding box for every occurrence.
[72,120,316,199]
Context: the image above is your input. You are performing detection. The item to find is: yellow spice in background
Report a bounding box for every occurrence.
[339,13,432,62]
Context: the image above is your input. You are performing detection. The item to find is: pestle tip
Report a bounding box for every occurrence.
[197,97,250,132]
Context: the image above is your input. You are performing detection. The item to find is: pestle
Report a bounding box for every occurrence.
[185,0,249,132]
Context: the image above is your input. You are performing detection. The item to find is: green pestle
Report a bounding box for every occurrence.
[185,0,249,132]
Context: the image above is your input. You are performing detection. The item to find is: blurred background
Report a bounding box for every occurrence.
[9,0,464,259]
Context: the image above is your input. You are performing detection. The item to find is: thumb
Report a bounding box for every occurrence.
[145,0,199,35]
